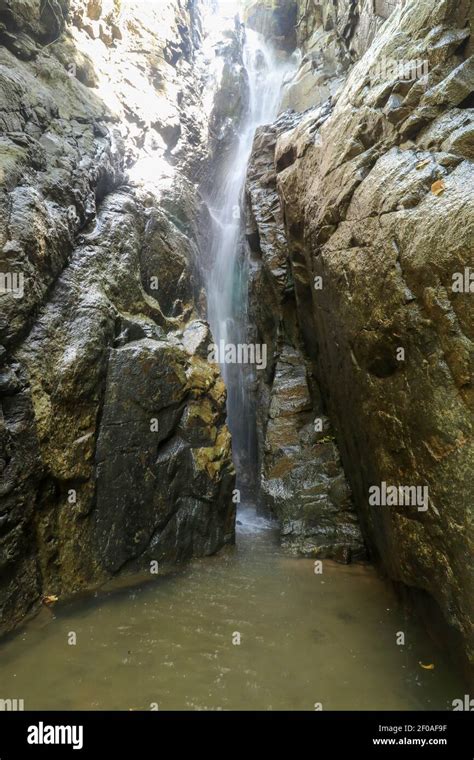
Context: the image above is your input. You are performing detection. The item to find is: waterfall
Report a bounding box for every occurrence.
[205,25,296,496]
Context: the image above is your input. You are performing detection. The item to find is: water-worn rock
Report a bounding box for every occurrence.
[260,345,365,560]
[244,0,297,51]
[247,0,473,669]
[95,339,234,573]
[0,0,236,634]
[246,112,365,561]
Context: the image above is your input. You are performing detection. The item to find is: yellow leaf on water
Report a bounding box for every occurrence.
[431,180,445,196]
[43,594,58,606]
[419,661,435,670]
[416,159,430,170]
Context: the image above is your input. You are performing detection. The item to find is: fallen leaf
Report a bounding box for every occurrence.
[431,180,445,196]
[42,594,58,606]
[419,661,435,670]
[416,159,430,170]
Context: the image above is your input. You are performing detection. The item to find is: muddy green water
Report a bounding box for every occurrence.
[0,509,463,710]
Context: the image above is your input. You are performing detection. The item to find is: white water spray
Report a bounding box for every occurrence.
[205,20,296,492]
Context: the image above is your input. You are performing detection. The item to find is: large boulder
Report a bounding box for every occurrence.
[95,338,235,573]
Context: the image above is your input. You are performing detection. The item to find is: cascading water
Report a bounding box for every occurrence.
[205,24,296,495]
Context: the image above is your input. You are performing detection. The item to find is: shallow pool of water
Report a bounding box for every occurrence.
[0,508,463,710]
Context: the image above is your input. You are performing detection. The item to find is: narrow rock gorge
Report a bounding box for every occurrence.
[0,0,472,710]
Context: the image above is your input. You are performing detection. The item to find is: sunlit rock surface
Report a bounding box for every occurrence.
[0,0,237,633]
[244,0,297,51]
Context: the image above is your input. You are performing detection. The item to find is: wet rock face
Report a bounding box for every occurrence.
[260,346,365,561]
[282,0,406,112]
[95,339,234,573]
[208,24,250,169]
[246,114,365,562]
[244,0,297,52]
[0,0,236,633]
[247,0,473,664]
[294,0,388,59]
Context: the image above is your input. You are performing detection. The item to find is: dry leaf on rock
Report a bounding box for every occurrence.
[416,159,431,170]
[431,180,445,196]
